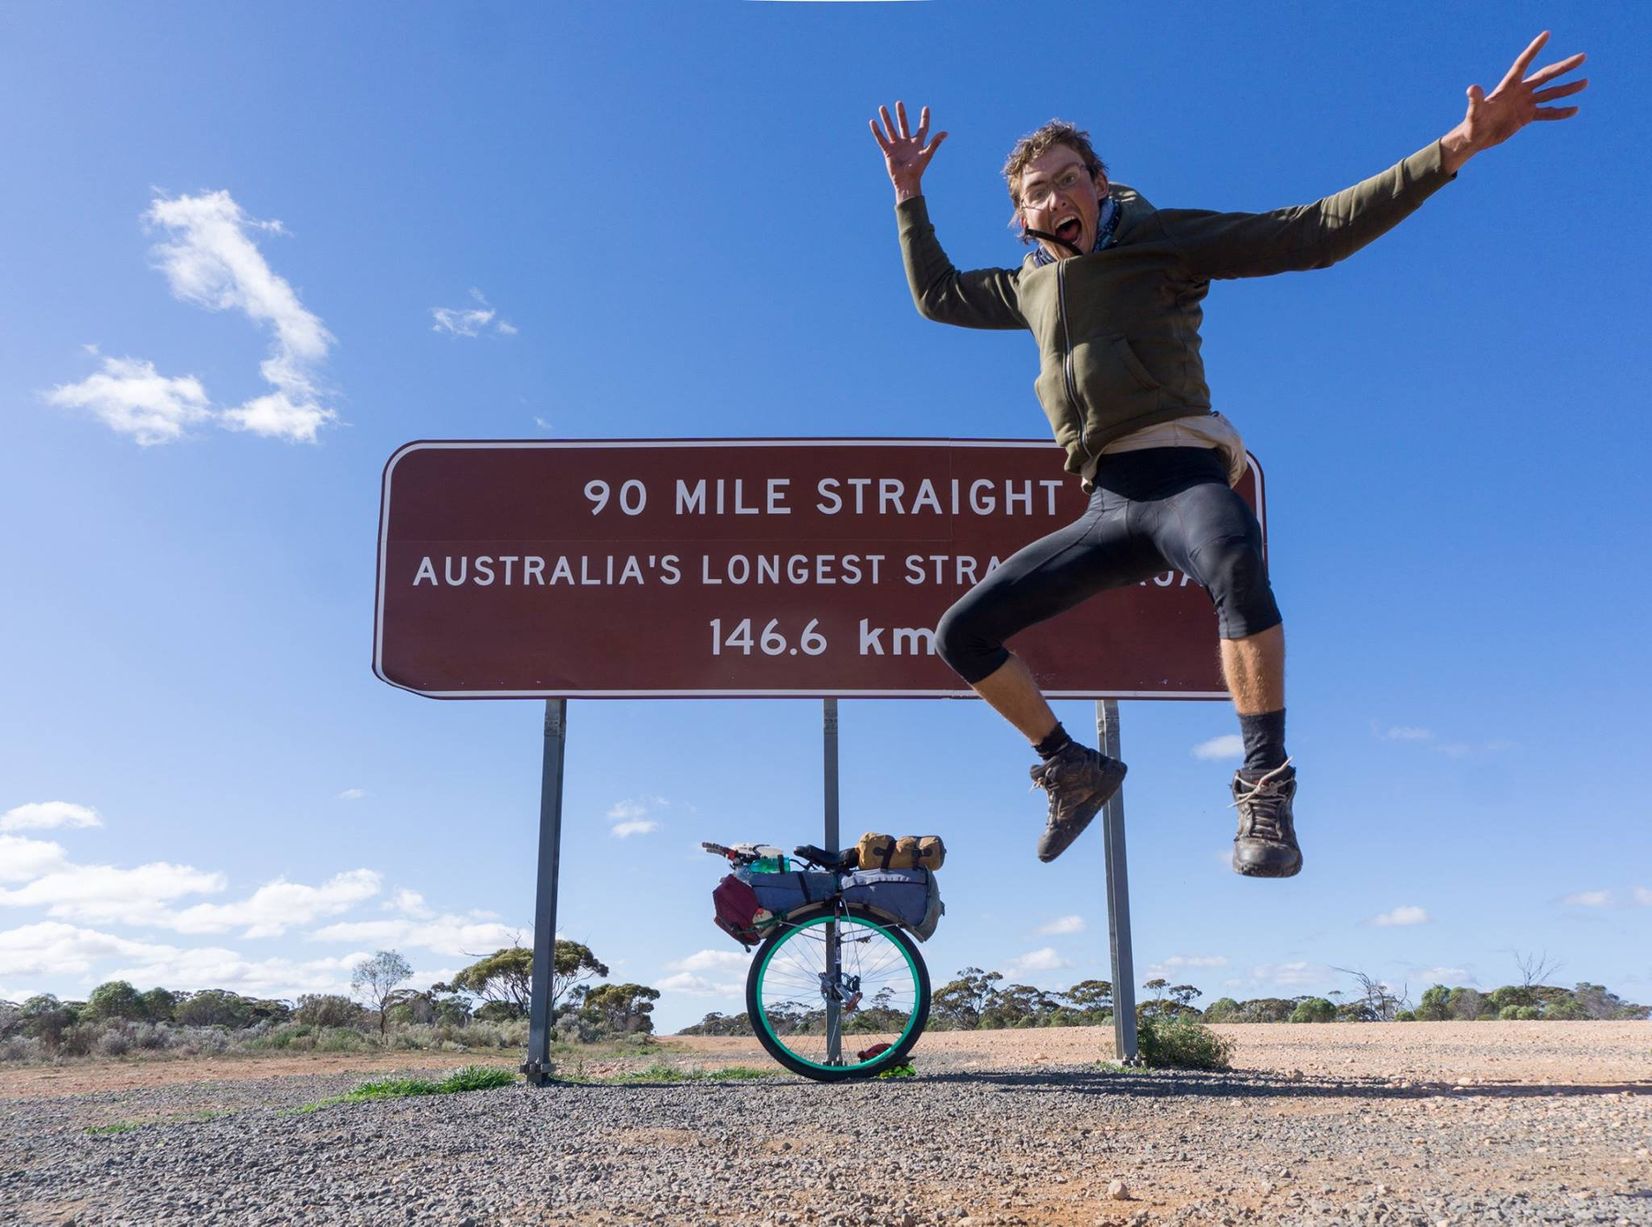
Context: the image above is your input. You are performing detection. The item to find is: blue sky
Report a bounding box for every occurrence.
[2,3,1648,1033]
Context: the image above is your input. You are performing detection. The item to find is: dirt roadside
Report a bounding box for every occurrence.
[2,1020,1647,1098]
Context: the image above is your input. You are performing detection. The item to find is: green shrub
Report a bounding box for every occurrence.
[1288,998,1336,1024]
[1498,1004,1541,1021]
[1136,1014,1234,1071]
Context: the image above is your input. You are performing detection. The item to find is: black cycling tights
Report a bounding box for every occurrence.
[934,447,1281,685]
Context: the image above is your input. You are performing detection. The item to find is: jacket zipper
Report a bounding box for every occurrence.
[1057,260,1096,463]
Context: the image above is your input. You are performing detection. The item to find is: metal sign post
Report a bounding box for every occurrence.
[823,698,840,853]
[1097,699,1138,1064]
[522,698,567,1086]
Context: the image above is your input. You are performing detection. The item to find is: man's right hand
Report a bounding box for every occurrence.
[870,101,947,204]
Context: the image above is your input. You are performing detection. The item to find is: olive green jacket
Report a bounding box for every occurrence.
[898,141,1455,475]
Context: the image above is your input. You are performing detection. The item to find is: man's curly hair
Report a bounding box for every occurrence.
[1001,119,1109,223]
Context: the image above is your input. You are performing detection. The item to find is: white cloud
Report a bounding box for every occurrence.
[1634,887,1652,907]
[106,946,367,999]
[0,861,226,925]
[307,912,520,958]
[1,802,103,833]
[1037,915,1085,936]
[1413,966,1474,986]
[432,288,515,338]
[0,836,70,884]
[0,922,179,979]
[146,189,336,443]
[606,796,668,838]
[218,391,332,443]
[165,869,382,937]
[1191,734,1243,761]
[1563,890,1612,908]
[533,416,554,431]
[1249,961,1324,989]
[385,889,433,918]
[45,356,212,445]
[1371,905,1429,927]
[657,972,741,996]
[337,788,367,801]
[658,951,748,997]
[1382,726,1434,742]
[1006,947,1070,975]
[666,950,749,976]
[1146,954,1229,978]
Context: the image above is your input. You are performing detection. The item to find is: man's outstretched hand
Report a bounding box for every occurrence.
[1441,31,1587,174]
[870,101,947,204]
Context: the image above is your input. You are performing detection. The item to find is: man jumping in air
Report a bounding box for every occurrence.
[870,33,1585,875]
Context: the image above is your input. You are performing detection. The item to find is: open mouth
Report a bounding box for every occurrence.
[1055,217,1082,246]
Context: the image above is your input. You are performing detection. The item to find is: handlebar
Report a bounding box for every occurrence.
[702,841,857,872]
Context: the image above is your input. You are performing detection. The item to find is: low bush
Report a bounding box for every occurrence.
[1136,1014,1234,1071]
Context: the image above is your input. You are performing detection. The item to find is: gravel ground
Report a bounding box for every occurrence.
[1,1023,1647,1225]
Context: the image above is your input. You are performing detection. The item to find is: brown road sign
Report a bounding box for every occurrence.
[373,439,1265,699]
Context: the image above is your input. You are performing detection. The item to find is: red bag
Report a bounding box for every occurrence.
[712,874,764,947]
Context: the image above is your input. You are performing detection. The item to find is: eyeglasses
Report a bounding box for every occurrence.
[1019,165,1094,211]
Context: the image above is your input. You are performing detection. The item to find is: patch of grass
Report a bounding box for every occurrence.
[566,1062,778,1084]
[874,1062,916,1079]
[1089,1060,1130,1075]
[293,1064,518,1113]
[1136,1015,1235,1071]
[85,1110,230,1136]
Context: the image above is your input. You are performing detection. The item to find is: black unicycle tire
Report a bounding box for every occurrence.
[745,904,930,1081]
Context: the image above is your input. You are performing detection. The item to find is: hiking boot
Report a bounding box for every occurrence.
[1030,742,1128,863]
[1231,760,1301,878]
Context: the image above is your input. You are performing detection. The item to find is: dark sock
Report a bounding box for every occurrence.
[1238,709,1287,774]
[1034,723,1073,760]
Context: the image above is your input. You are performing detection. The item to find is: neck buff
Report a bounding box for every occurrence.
[1030,194,1120,267]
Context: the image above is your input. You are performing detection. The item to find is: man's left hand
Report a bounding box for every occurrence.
[1440,31,1587,174]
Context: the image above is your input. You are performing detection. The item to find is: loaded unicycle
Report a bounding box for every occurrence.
[704,838,943,1081]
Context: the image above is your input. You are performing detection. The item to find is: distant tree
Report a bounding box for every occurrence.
[1487,984,1536,1012]
[1201,997,1240,1023]
[1543,996,1588,1020]
[1289,997,1336,1023]
[137,987,179,1023]
[1168,984,1203,1010]
[931,968,1003,1030]
[676,1011,754,1037]
[581,983,661,1036]
[19,995,78,1048]
[1335,1000,1377,1023]
[451,947,534,1019]
[1514,950,1562,989]
[981,983,1060,1029]
[174,990,254,1029]
[352,950,414,1039]
[391,986,473,1027]
[1415,985,1452,1022]
[450,942,609,1020]
[294,994,367,1028]
[1063,979,1113,1019]
[1234,997,1296,1024]
[1334,967,1408,1021]
[84,981,148,1023]
[1446,987,1486,1021]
